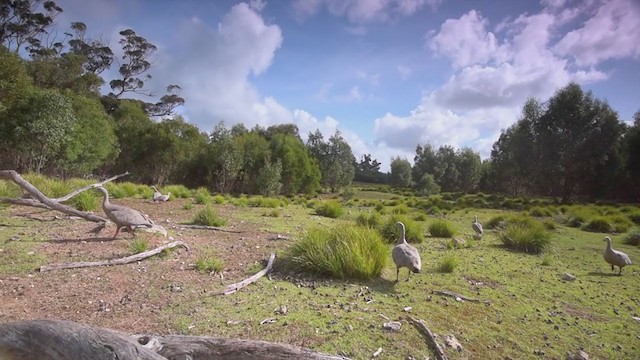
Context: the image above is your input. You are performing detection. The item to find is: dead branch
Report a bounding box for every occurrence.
[409,316,449,360]
[51,171,129,202]
[213,253,276,295]
[0,319,348,360]
[178,224,242,233]
[432,290,488,304]
[39,241,188,272]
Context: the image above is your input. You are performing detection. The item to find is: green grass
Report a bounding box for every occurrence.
[248,196,282,208]
[283,224,387,279]
[129,238,149,254]
[379,215,424,243]
[69,191,99,211]
[193,187,211,204]
[262,209,281,217]
[0,180,21,197]
[315,201,344,218]
[190,206,227,226]
[183,203,193,210]
[437,253,458,273]
[355,212,382,228]
[213,194,226,204]
[195,252,224,273]
[428,219,456,237]
[541,255,553,266]
[163,184,192,198]
[499,220,552,253]
[623,228,640,246]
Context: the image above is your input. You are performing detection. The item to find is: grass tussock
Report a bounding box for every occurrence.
[193,187,211,204]
[623,229,640,246]
[213,194,226,204]
[283,224,387,279]
[191,206,227,227]
[379,215,424,243]
[69,191,99,211]
[163,185,192,199]
[541,255,553,266]
[0,180,21,197]
[195,253,224,273]
[499,220,551,253]
[262,209,281,217]
[248,196,282,208]
[428,220,456,238]
[438,253,458,273]
[129,238,149,254]
[528,206,555,217]
[315,201,344,218]
[356,212,382,228]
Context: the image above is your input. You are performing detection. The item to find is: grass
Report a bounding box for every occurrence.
[499,220,552,253]
[541,255,553,266]
[428,219,456,237]
[315,201,344,218]
[623,228,640,246]
[379,215,424,243]
[69,191,99,211]
[355,212,382,228]
[190,206,227,226]
[437,253,458,273]
[193,187,211,204]
[283,224,387,279]
[129,238,149,254]
[195,252,224,273]
[163,184,192,198]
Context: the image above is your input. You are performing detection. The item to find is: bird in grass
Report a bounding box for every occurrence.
[392,221,422,282]
[95,186,154,239]
[472,215,483,239]
[150,186,171,202]
[603,236,632,275]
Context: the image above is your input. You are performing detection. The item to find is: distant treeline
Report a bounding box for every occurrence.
[0,1,638,202]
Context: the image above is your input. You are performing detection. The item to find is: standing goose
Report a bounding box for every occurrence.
[151,186,171,202]
[603,236,632,275]
[392,222,422,282]
[95,186,154,239]
[472,215,483,239]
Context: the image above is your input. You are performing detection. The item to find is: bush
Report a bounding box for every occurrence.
[438,253,458,273]
[623,229,640,246]
[191,206,227,226]
[193,187,211,204]
[283,224,387,279]
[356,212,382,228]
[129,238,149,254]
[315,201,344,218]
[195,253,224,273]
[500,221,551,253]
[428,220,456,238]
[379,215,423,243]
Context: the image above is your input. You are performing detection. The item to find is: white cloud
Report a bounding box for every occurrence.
[397,65,412,79]
[356,70,380,85]
[337,86,364,102]
[554,0,640,66]
[291,0,428,24]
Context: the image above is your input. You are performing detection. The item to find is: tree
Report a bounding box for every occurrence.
[0,0,63,55]
[204,122,242,193]
[354,154,385,183]
[415,173,440,196]
[434,145,459,192]
[0,46,31,116]
[67,21,113,75]
[255,158,282,196]
[109,28,157,98]
[389,157,412,188]
[412,144,437,185]
[271,133,320,195]
[456,147,482,193]
[307,129,355,192]
[235,130,272,194]
[623,111,640,200]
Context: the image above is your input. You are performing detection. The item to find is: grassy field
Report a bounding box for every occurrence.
[1,178,639,359]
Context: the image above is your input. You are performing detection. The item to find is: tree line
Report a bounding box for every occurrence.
[0,1,638,202]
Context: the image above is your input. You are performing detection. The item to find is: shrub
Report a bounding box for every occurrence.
[627,210,640,225]
[608,215,634,233]
[193,187,211,204]
[500,221,551,253]
[213,195,226,204]
[379,215,423,243]
[163,185,192,198]
[438,253,458,273]
[623,229,640,246]
[315,201,344,218]
[70,191,99,211]
[195,253,224,273]
[283,224,387,279]
[129,238,149,254]
[356,212,382,228]
[191,206,227,226]
[428,220,456,238]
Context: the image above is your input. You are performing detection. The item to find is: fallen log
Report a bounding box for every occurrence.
[213,253,276,295]
[432,290,489,304]
[0,319,349,360]
[178,224,242,233]
[39,241,189,272]
[409,316,449,360]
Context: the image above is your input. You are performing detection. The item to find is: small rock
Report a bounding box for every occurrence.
[260,318,277,325]
[372,347,383,357]
[566,350,589,360]
[26,251,35,255]
[534,349,545,356]
[403,306,412,312]
[383,321,402,332]
[9,236,20,241]
[445,334,463,352]
[561,273,576,281]
[226,320,240,325]
[276,305,287,315]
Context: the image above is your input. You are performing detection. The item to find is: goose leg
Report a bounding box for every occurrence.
[128,226,136,238]
[406,269,411,281]
[112,226,121,240]
[396,267,399,282]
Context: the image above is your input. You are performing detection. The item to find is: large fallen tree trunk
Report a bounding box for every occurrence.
[0,319,349,360]
[39,241,189,272]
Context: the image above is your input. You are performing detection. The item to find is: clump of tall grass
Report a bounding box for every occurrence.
[213,194,226,204]
[413,213,427,221]
[283,224,387,279]
[499,220,551,253]
[623,228,640,246]
[104,183,129,199]
[129,238,149,254]
[190,206,227,226]
[582,215,632,233]
[356,212,382,228]
[0,181,21,197]
[262,209,281,217]
[117,182,140,197]
[541,255,553,266]
[486,215,507,229]
[379,215,423,243]
[195,252,224,273]
[626,210,640,225]
[428,220,456,238]
[391,205,409,214]
[528,206,555,217]
[163,184,192,198]
[248,196,282,208]
[193,187,211,204]
[438,253,458,273]
[315,201,344,218]
[70,191,99,211]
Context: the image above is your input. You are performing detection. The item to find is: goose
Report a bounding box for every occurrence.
[151,186,171,202]
[95,186,154,239]
[392,222,422,282]
[603,236,632,275]
[472,215,483,239]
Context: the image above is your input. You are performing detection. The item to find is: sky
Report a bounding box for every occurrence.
[53,0,640,171]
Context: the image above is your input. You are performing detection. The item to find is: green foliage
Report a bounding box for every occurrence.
[213,195,226,204]
[391,204,409,214]
[191,206,227,227]
[356,212,382,228]
[0,181,21,197]
[193,187,211,204]
[580,216,633,233]
[248,196,282,208]
[315,201,344,218]
[163,185,191,199]
[283,224,387,279]
[541,255,553,266]
[262,209,281,217]
[104,183,129,199]
[270,132,321,195]
[69,191,98,211]
[626,210,640,225]
[438,253,458,273]
[255,159,283,196]
[0,46,31,117]
[529,206,555,217]
[500,221,551,253]
[413,213,427,221]
[379,215,423,243]
[389,157,412,188]
[623,229,640,246]
[195,253,224,273]
[183,203,193,210]
[415,173,440,196]
[129,238,149,254]
[428,220,456,238]
[307,130,356,192]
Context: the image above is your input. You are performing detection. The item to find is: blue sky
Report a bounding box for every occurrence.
[55,0,640,171]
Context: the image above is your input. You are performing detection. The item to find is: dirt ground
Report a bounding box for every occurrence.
[0,198,284,336]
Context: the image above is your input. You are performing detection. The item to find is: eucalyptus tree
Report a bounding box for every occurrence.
[390,157,412,188]
[307,129,355,192]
